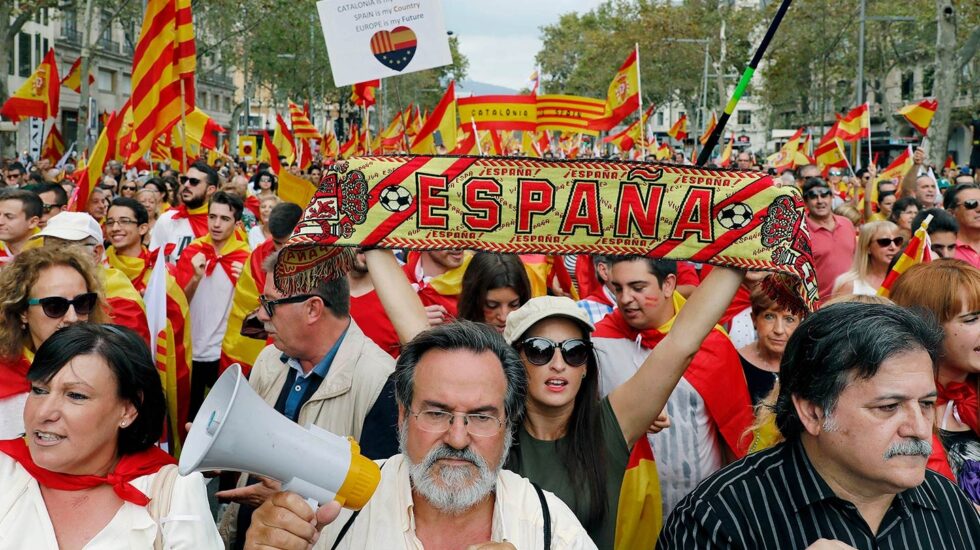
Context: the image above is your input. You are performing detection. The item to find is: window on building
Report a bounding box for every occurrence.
[17,32,31,76]
[922,67,935,97]
[737,110,751,125]
[6,34,14,75]
[120,73,131,95]
[901,72,914,102]
[98,69,115,92]
[657,112,664,126]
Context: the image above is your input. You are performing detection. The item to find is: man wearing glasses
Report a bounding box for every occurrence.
[0,189,42,267]
[803,177,856,302]
[943,183,980,269]
[149,161,218,264]
[245,322,592,550]
[22,183,67,228]
[3,162,27,188]
[220,248,397,548]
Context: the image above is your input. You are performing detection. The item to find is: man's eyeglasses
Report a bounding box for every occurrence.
[517,337,592,367]
[874,237,904,248]
[105,218,139,227]
[179,176,203,186]
[5,173,20,181]
[409,409,504,437]
[804,189,832,200]
[930,243,956,256]
[41,203,64,213]
[258,294,319,317]
[956,199,980,211]
[27,292,98,318]
[120,185,137,191]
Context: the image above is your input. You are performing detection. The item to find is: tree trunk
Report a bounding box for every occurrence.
[228,101,243,153]
[929,0,958,166]
[76,0,97,152]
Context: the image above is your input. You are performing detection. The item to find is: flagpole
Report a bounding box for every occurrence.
[696,0,793,166]
[865,102,872,172]
[179,79,188,170]
[634,42,647,159]
[470,115,483,156]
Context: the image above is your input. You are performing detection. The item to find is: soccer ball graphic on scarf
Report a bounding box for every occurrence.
[379,186,414,212]
[716,202,754,230]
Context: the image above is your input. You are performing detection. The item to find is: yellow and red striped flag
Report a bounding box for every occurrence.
[834,103,870,141]
[878,215,933,298]
[41,124,65,164]
[667,113,688,141]
[535,94,605,136]
[699,112,717,145]
[127,0,196,165]
[898,99,937,136]
[718,132,735,167]
[1,48,59,122]
[61,56,94,93]
[288,100,321,141]
[410,81,457,154]
[351,79,380,108]
[339,124,359,158]
[589,48,640,131]
[614,437,663,549]
[322,131,338,157]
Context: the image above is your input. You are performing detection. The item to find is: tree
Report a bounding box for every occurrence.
[929,0,980,166]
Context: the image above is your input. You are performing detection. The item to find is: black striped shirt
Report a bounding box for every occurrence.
[658,439,980,549]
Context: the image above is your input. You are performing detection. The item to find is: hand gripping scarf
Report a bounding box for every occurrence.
[275,156,818,308]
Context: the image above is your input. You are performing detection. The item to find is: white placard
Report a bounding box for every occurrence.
[316,0,452,87]
[28,118,44,162]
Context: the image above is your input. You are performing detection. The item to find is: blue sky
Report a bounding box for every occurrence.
[443,0,605,90]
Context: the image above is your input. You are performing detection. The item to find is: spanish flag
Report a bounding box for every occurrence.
[814,135,848,175]
[718,132,735,167]
[878,214,932,298]
[589,48,640,131]
[834,103,870,141]
[614,437,663,550]
[878,145,914,182]
[351,79,380,108]
[667,113,688,141]
[945,155,957,171]
[1,48,59,122]
[41,124,65,164]
[604,106,654,152]
[410,81,457,154]
[898,98,938,137]
[67,115,114,212]
[699,112,717,145]
[219,239,276,376]
[61,56,94,93]
[450,129,478,155]
[172,107,225,154]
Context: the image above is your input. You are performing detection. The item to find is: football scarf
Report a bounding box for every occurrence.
[275,156,818,307]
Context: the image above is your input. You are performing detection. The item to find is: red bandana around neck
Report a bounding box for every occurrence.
[0,351,31,399]
[0,438,176,506]
[170,203,209,238]
[175,234,250,288]
[937,381,979,435]
[592,308,666,349]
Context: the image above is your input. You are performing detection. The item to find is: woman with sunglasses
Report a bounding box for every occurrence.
[0,247,107,439]
[832,220,903,297]
[363,249,746,547]
[0,323,223,548]
[457,253,532,334]
[888,196,922,241]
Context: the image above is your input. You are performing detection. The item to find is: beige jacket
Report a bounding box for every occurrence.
[248,320,395,440]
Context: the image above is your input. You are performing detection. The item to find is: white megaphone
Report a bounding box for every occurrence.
[179,364,380,510]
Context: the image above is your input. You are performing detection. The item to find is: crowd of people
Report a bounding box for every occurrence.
[0,149,978,549]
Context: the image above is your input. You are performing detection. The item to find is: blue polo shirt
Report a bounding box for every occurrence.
[280,327,348,421]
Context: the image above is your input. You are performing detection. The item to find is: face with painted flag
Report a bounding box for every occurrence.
[609,259,677,331]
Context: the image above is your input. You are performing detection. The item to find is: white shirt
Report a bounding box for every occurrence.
[189,266,234,361]
[0,454,223,549]
[149,210,197,264]
[315,454,596,550]
[0,393,27,440]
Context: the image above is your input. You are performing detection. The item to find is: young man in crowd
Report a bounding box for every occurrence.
[151,160,219,263]
[0,189,41,266]
[803,177,856,301]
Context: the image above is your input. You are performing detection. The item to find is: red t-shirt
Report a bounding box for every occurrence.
[350,290,400,358]
[807,214,856,304]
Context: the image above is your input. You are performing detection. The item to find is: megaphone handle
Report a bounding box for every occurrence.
[282,476,337,507]
[305,497,318,516]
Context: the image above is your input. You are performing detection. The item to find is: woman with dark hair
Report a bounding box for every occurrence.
[889,195,922,240]
[457,252,532,334]
[0,324,222,547]
[250,171,278,199]
[738,286,803,406]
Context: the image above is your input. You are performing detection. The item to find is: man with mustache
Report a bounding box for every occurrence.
[244,321,594,549]
[659,303,980,549]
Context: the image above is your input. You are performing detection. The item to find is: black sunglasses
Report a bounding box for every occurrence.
[258,294,319,317]
[805,189,832,200]
[957,199,980,211]
[121,185,137,191]
[875,237,904,248]
[27,292,98,318]
[41,203,64,213]
[518,337,592,367]
[179,175,203,186]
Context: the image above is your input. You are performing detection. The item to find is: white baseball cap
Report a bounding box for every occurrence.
[502,296,594,345]
[33,212,103,243]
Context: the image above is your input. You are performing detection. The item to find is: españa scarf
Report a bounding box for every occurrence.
[275,156,818,309]
[169,203,209,238]
[0,348,33,399]
[0,437,175,506]
[175,232,250,288]
[593,292,755,457]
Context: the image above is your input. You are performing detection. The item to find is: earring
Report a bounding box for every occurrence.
[582,372,587,379]
[120,421,128,428]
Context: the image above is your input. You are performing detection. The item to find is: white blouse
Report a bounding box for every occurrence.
[0,454,223,549]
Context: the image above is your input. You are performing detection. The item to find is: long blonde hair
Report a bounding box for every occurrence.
[835,220,899,290]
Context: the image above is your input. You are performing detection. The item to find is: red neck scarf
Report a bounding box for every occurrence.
[0,438,176,506]
[593,308,666,349]
[937,380,979,435]
[176,234,250,288]
[170,203,209,238]
[0,350,31,399]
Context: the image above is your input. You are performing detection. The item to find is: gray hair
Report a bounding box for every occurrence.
[775,302,942,441]
[394,321,527,428]
[261,249,350,318]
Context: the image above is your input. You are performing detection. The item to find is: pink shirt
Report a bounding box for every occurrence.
[954,241,980,269]
[807,214,856,303]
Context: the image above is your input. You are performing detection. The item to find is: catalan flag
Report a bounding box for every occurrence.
[288,100,321,141]
[898,98,938,137]
[699,112,717,145]
[410,81,457,154]
[667,113,688,141]
[41,124,65,165]
[589,48,640,131]
[834,103,870,142]
[322,131,338,158]
[127,0,196,165]
[535,94,605,136]
[369,26,416,72]
[61,56,94,93]
[718,132,735,167]
[614,437,663,550]
[339,124,359,158]
[878,214,933,298]
[219,241,276,377]
[1,48,59,122]
[457,94,536,132]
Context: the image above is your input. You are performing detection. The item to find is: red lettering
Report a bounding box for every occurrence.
[670,187,715,242]
[462,177,502,231]
[416,173,449,230]
[559,181,602,235]
[615,183,665,238]
[516,179,555,233]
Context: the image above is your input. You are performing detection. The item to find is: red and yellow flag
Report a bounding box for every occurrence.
[834,103,870,141]
[699,112,717,145]
[339,125,359,158]
[898,98,937,137]
[457,94,536,132]
[589,48,640,131]
[718,132,735,167]
[41,124,65,164]
[1,48,59,122]
[219,241,276,377]
[272,114,296,165]
[814,137,847,175]
[945,155,957,171]
[535,94,605,136]
[878,214,932,298]
[68,115,114,212]
[172,107,224,154]
[288,100,321,141]
[604,106,654,151]
[878,145,914,183]
[127,0,196,165]
[667,113,688,141]
[351,79,380,108]
[322,131,338,158]
[410,81,457,154]
[614,437,663,550]
[61,56,95,93]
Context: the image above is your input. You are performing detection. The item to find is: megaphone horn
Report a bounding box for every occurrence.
[178,364,380,510]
